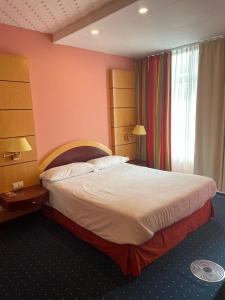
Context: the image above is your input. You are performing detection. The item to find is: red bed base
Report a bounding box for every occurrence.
[43,200,213,276]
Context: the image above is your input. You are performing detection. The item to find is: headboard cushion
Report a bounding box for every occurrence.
[46,146,109,170]
[39,140,112,173]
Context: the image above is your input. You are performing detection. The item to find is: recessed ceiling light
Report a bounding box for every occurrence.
[91,29,99,35]
[139,7,148,14]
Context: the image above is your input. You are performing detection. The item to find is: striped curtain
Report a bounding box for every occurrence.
[135,58,148,161]
[135,53,172,170]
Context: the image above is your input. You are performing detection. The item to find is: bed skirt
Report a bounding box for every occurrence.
[43,199,214,276]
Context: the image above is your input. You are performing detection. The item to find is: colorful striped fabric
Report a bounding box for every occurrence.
[135,58,148,161]
[135,53,171,170]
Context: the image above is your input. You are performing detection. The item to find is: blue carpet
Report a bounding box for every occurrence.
[0,193,225,300]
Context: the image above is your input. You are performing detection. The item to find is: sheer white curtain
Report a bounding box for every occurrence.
[171,45,199,173]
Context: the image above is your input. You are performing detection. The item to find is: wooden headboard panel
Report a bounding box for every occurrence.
[39,140,112,173]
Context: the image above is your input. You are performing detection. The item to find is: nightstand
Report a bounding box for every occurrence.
[0,185,49,212]
[128,160,150,167]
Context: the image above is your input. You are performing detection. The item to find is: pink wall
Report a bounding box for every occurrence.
[0,23,134,160]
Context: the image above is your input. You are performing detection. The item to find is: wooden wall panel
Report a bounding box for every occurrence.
[110,69,136,159]
[111,88,135,108]
[0,136,37,167]
[0,54,29,82]
[113,143,136,160]
[0,53,38,196]
[110,69,135,88]
[0,161,39,193]
[0,110,35,138]
[111,108,136,127]
[0,82,32,109]
[112,126,136,146]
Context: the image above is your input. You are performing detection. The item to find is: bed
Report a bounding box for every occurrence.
[39,140,217,276]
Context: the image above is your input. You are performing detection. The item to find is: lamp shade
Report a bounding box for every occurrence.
[6,137,32,152]
[132,125,147,136]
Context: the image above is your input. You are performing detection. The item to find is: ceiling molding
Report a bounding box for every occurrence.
[53,0,138,42]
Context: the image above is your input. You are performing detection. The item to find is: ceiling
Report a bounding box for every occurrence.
[0,0,225,58]
[0,0,112,33]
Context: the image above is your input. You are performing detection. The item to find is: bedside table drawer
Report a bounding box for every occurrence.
[0,185,49,212]
[10,201,41,211]
[6,193,49,211]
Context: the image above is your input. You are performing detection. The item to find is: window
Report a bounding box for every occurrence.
[171,45,199,173]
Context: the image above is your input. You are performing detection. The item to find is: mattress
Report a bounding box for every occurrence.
[42,163,216,245]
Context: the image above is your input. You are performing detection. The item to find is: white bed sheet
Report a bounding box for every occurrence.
[43,163,216,245]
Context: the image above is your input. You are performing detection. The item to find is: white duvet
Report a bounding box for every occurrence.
[43,163,216,245]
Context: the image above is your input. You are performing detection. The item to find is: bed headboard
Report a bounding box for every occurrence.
[38,140,112,173]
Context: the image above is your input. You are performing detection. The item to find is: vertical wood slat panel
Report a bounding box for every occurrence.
[112,126,136,146]
[0,82,32,109]
[111,88,135,108]
[0,161,39,194]
[110,69,135,88]
[0,53,38,195]
[0,54,29,82]
[0,110,35,138]
[110,69,136,159]
[111,107,136,127]
[113,143,136,160]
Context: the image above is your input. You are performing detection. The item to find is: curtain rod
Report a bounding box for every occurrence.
[145,33,225,57]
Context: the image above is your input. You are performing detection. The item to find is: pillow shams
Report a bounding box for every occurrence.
[40,162,95,182]
[88,155,129,170]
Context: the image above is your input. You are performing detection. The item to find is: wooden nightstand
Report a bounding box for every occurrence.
[128,160,150,167]
[0,185,49,212]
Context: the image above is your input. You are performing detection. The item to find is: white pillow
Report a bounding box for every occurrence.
[40,162,95,182]
[88,155,129,170]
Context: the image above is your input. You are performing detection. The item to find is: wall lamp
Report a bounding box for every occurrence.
[124,124,146,142]
[3,137,32,161]
[132,125,147,136]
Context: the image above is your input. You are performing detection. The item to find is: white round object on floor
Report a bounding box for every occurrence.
[190,260,225,282]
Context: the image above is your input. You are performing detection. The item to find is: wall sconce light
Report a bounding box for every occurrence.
[124,125,147,142]
[124,131,133,142]
[3,137,32,161]
[132,125,147,136]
